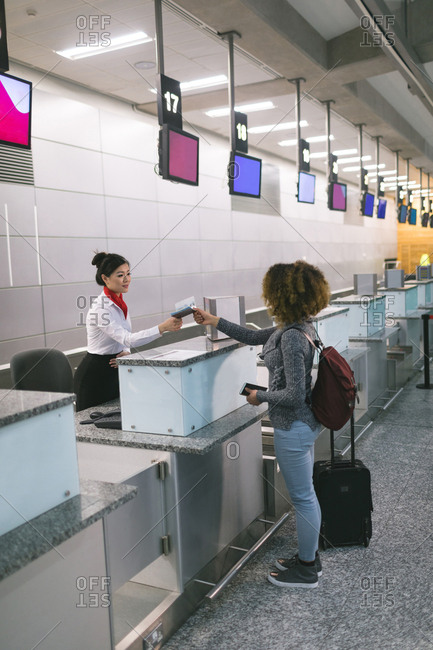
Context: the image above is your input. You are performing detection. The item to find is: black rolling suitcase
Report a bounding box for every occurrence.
[313,416,373,549]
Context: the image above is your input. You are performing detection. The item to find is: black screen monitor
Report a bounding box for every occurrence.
[408,208,417,225]
[421,212,429,227]
[398,204,408,223]
[159,124,199,186]
[297,171,316,204]
[228,151,262,198]
[328,181,347,211]
[430,214,433,228]
[0,72,32,149]
[377,198,387,219]
[361,191,375,217]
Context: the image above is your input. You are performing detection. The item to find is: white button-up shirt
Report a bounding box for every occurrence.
[86,291,161,354]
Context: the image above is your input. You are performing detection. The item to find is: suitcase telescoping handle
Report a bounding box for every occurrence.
[330,415,355,467]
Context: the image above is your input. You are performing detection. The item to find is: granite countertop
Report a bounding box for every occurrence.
[380,286,417,292]
[348,326,398,342]
[311,306,349,320]
[395,309,431,319]
[331,294,385,305]
[117,335,246,368]
[406,279,433,285]
[0,389,76,428]
[0,478,137,582]
[76,401,268,455]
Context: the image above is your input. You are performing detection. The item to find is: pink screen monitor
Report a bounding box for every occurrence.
[0,72,32,149]
[330,182,347,211]
[168,128,199,185]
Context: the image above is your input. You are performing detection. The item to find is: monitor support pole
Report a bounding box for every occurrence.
[321,100,335,182]
[288,77,306,174]
[356,123,366,193]
[219,31,241,152]
[406,158,411,204]
[154,0,165,75]
[375,136,381,198]
[393,150,401,208]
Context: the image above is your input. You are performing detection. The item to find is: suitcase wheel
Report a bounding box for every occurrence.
[319,523,329,550]
[362,517,371,547]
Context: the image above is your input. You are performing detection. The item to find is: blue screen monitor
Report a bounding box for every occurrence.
[328,181,347,211]
[297,171,316,204]
[361,191,375,216]
[229,152,262,198]
[409,208,417,225]
[398,204,408,223]
[377,198,387,219]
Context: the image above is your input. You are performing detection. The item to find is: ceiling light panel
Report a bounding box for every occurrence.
[56,32,153,60]
[206,101,275,117]
[248,120,308,134]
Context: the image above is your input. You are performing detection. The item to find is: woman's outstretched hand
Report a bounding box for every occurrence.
[192,307,220,328]
[159,316,183,333]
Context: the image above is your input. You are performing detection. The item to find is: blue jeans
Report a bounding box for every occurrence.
[274,421,322,562]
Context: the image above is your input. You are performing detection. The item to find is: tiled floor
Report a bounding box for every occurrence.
[164,369,433,650]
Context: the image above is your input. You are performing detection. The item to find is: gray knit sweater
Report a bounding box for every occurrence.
[217,317,319,432]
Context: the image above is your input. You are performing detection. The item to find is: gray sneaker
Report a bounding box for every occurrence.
[268,557,318,588]
[275,552,322,577]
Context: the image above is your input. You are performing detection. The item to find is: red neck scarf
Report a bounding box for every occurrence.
[104,286,128,320]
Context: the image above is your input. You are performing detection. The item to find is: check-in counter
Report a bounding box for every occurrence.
[311,305,350,352]
[0,390,136,650]
[330,294,387,338]
[117,337,257,436]
[380,286,430,361]
[405,279,433,309]
[330,295,398,403]
[76,337,266,648]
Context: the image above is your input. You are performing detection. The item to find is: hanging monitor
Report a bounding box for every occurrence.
[328,181,347,211]
[398,204,408,223]
[0,72,32,149]
[228,151,262,198]
[361,191,375,217]
[421,212,429,227]
[159,124,199,186]
[297,171,315,204]
[408,207,417,225]
[377,198,387,219]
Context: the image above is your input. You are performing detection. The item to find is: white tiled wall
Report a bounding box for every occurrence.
[0,65,397,364]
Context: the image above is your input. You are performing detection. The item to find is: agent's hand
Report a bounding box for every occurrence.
[244,387,260,406]
[109,350,129,368]
[193,307,219,328]
[159,316,183,333]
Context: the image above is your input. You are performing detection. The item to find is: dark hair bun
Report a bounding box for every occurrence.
[92,252,108,268]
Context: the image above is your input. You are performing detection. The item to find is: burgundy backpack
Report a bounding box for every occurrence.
[297,330,358,431]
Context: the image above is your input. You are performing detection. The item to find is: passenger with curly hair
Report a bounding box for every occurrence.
[193,260,330,588]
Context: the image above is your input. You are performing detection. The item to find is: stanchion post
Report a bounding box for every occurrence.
[416,314,433,389]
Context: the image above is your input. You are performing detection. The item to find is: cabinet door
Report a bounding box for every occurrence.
[0,522,111,650]
[105,464,165,592]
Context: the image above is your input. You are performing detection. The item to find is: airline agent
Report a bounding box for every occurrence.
[74,251,182,411]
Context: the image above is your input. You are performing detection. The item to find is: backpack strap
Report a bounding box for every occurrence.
[289,327,322,351]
